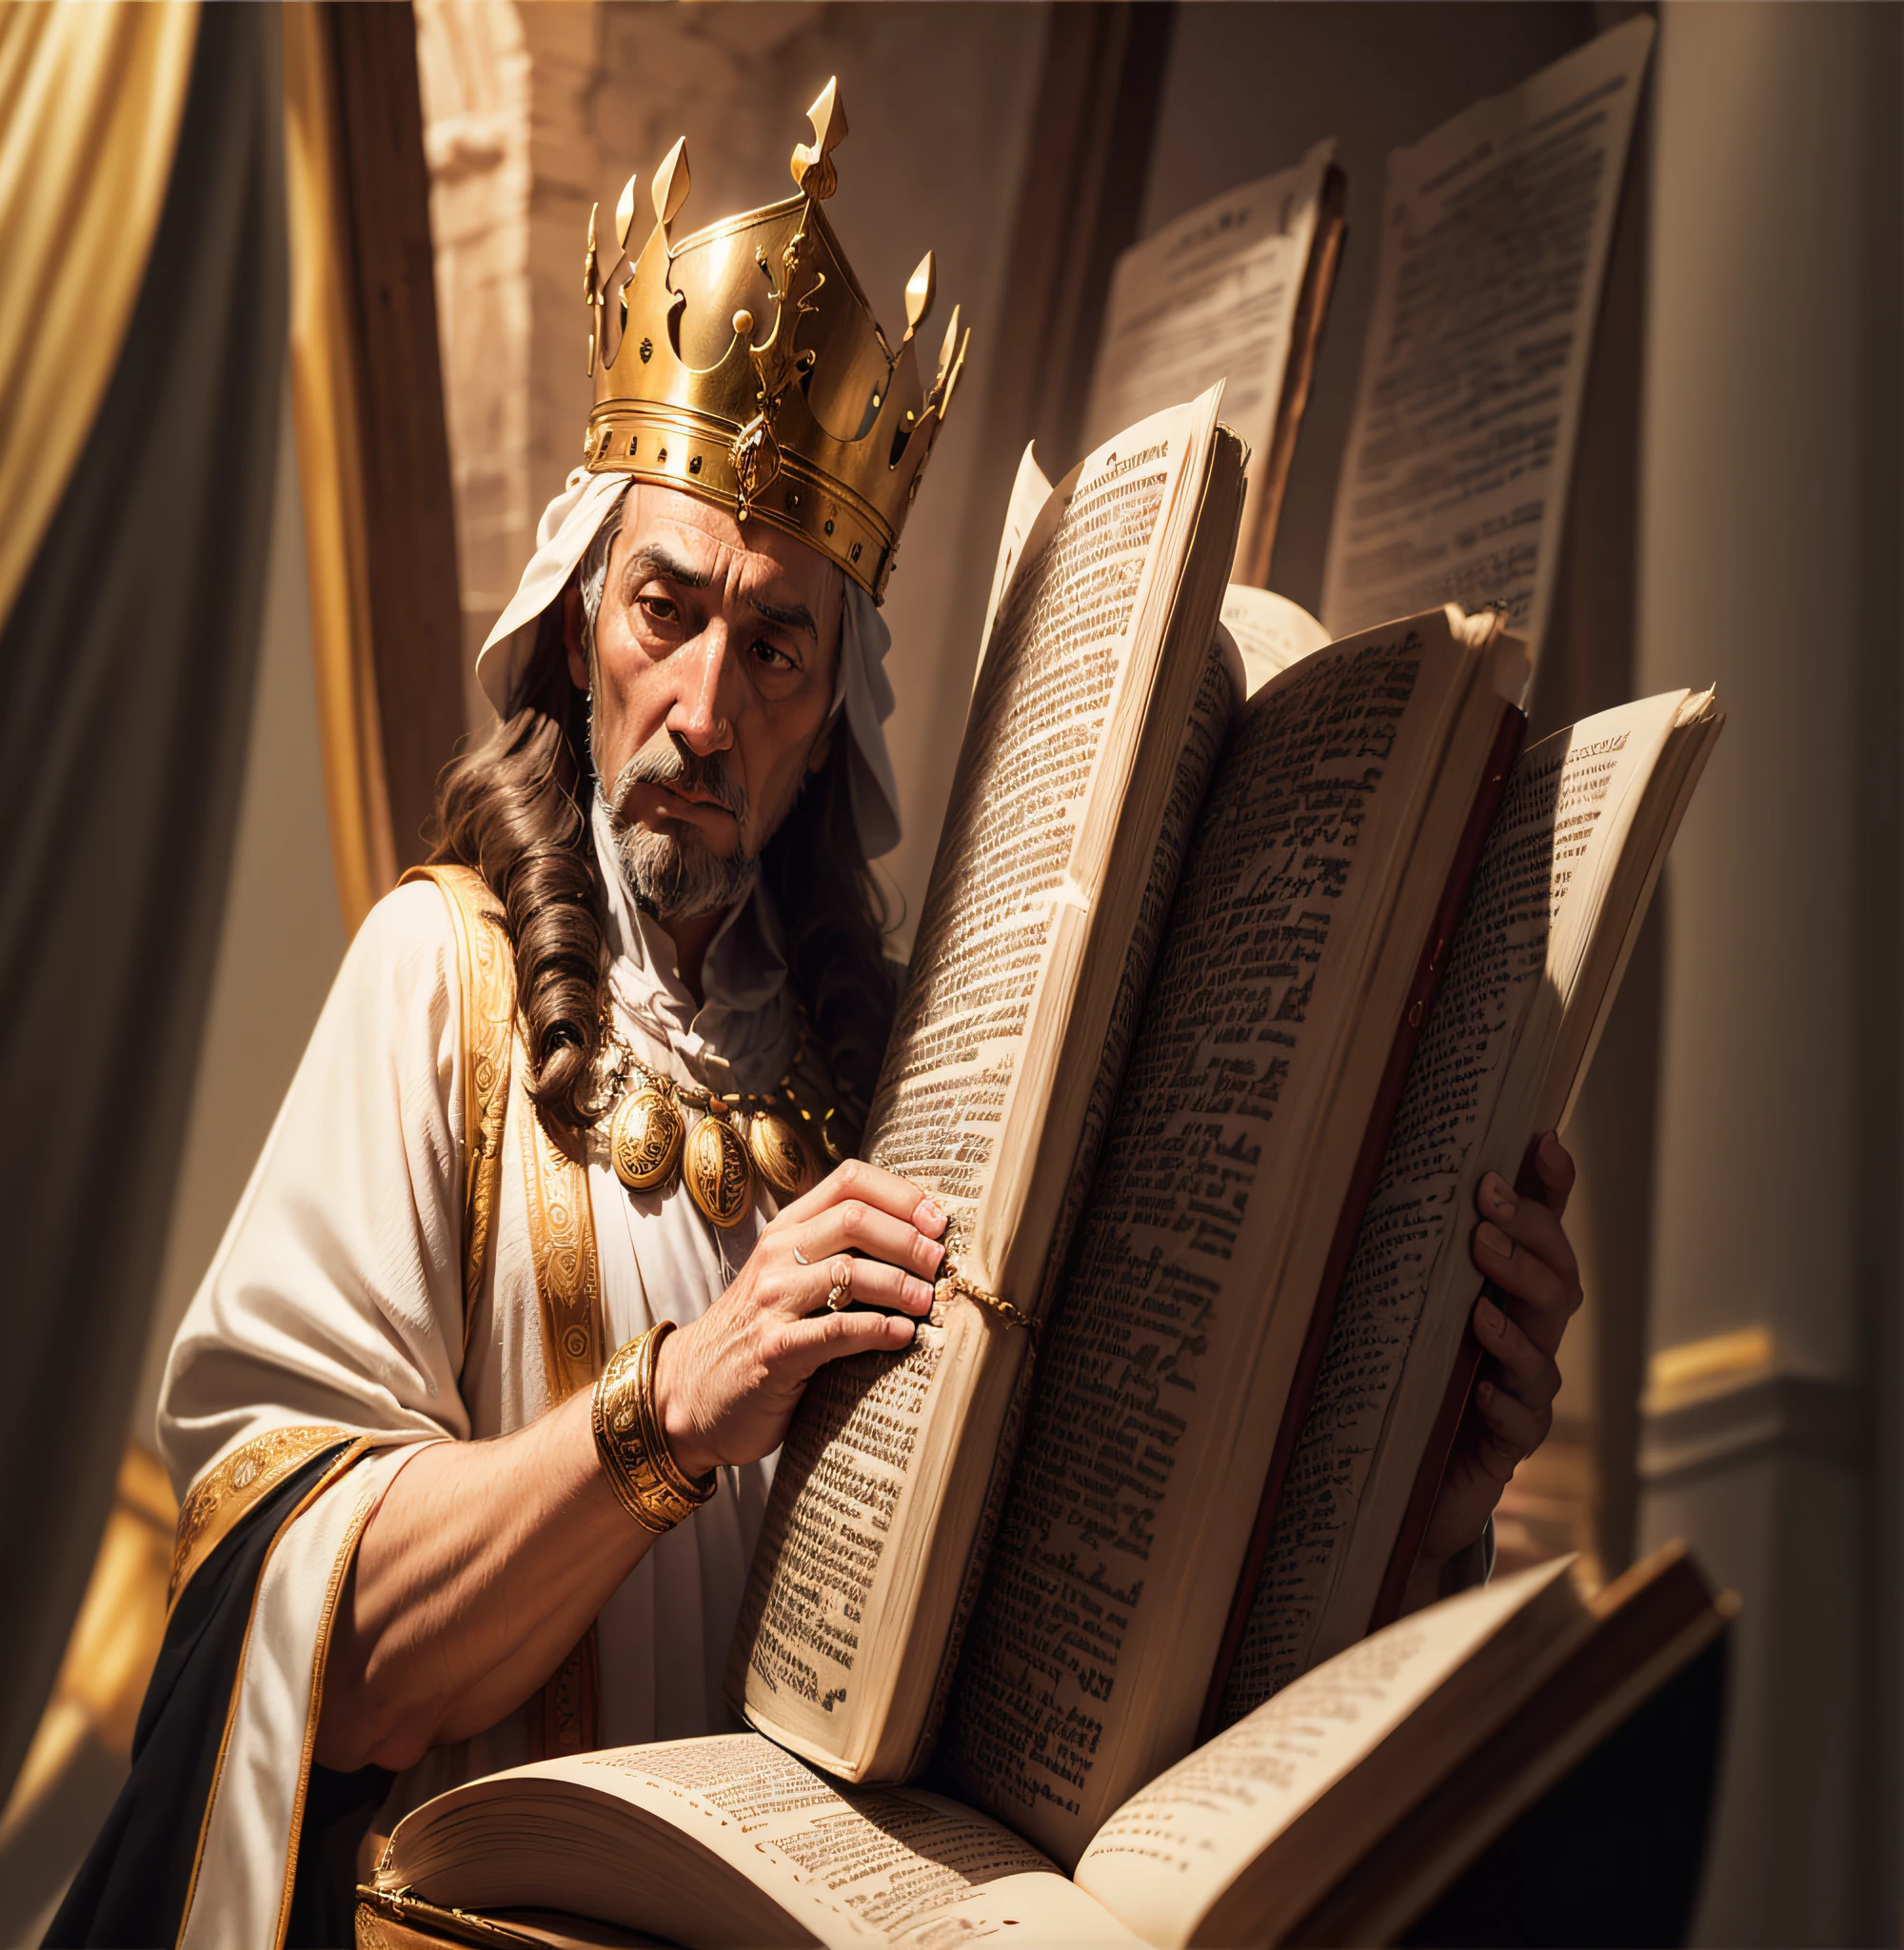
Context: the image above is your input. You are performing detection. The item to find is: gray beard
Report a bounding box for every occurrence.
[594,741,757,923]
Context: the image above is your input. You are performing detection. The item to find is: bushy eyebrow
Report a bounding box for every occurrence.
[621,544,711,594]
[750,592,818,640]
[621,543,817,643]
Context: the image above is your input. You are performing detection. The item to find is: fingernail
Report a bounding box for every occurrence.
[907,1277,935,1311]
[1476,1296,1503,1332]
[1478,1381,1496,1405]
[919,1199,946,1235]
[1477,1222,1512,1260]
[1484,1176,1516,1220]
[924,1239,946,1273]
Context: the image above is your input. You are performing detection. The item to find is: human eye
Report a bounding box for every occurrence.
[637,589,683,628]
[749,633,800,674]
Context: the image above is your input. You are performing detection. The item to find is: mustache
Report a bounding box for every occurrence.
[606,737,749,827]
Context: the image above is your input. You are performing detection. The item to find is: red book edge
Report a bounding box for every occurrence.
[1195,702,1526,1744]
[1366,1138,1547,1632]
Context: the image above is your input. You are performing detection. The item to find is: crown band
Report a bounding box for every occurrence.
[584,400,900,599]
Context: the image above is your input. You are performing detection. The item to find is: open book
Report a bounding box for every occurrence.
[1319,17,1655,663]
[938,670,1721,1862]
[1211,686,1726,1724]
[1080,142,1346,587]
[732,412,1533,1780]
[365,1546,1732,1950]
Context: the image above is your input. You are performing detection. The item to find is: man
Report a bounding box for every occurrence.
[53,84,1582,1946]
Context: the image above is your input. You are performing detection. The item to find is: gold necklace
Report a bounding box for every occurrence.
[602,1029,841,1230]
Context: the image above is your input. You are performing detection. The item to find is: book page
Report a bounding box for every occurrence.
[735,395,1238,1778]
[1319,18,1653,663]
[976,444,1058,687]
[864,398,1214,1263]
[1081,144,1336,581]
[1220,695,1692,1711]
[1074,1562,1577,1950]
[387,1734,1142,1948]
[940,618,1510,1861]
[1220,585,1330,696]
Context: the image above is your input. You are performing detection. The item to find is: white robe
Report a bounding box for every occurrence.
[156,820,797,1943]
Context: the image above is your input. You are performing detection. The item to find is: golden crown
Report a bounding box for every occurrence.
[579,80,969,603]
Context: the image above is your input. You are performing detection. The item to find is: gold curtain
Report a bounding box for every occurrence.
[0,0,196,1855]
[0,1,200,641]
[284,1,399,931]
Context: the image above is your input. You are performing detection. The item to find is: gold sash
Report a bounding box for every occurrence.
[404,864,603,1755]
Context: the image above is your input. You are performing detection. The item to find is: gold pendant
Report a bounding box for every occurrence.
[610,1085,684,1192]
[684,1110,753,1228]
[748,1109,809,1200]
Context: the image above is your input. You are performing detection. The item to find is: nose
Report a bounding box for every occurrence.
[665,625,735,755]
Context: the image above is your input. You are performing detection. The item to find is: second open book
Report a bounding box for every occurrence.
[371,1544,1731,1948]
[723,386,1722,1829]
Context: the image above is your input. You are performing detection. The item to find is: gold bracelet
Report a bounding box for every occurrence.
[591,1323,717,1534]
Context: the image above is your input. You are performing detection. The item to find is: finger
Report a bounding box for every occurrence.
[1471,1294,1561,1408]
[1472,1379,1544,1469]
[799,1252,934,1319]
[1482,1177,1581,1305]
[773,1306,920,1381]
[774,1158,947,1240]
[1470,1223,1570,1339]
[793,1200,947,1285]
[1471,1208,1577,1346]
[1477,1172,1579,1288]
[1534,1132,1576,1218]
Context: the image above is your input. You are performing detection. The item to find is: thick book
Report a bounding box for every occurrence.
[1079,142,1346,587]
[936,662,1721,1862]
[728,387,1252,1782]
[933,599,1527,1853]
[1210,686,1726,1727]
[363,1545,1732,1950]
[1319,18,1655,664]
[730,417,1532,1781]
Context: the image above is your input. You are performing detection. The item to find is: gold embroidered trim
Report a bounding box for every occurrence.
[175,1438,371,1946]
[520,1083,605,1403]
[934,1260,1037,1338]
[275,1464,390,1950]
[169,1423,351,1607]
[400,865,516,1364]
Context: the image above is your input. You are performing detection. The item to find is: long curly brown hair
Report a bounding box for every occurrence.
[428,598,898,1145]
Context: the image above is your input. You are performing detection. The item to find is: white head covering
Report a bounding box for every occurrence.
[477,468,902,859]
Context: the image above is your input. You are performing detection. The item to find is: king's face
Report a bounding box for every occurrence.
[573,483,843,881]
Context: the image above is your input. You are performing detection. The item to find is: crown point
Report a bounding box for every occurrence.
[614,176,638,253]
[903,251,936,341]
[652,139,690,238]
[791,77,847,199]
[732,308,755,338]
[936,304,962,382]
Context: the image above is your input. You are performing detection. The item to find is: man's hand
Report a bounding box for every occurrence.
[656,1159,945,1477]
[1405,1132,1582,1610]
[320,1159,945,1772]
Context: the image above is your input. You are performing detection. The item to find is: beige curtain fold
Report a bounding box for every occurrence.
[0,1,200,642]
[284,1,400,931]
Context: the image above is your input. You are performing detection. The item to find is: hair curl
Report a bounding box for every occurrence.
[427,597,898,1145]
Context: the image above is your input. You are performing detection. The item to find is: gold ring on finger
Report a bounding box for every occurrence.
[825,1257,853,1312]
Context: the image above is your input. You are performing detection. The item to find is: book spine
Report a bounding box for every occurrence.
[1195,701,1526,1742]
